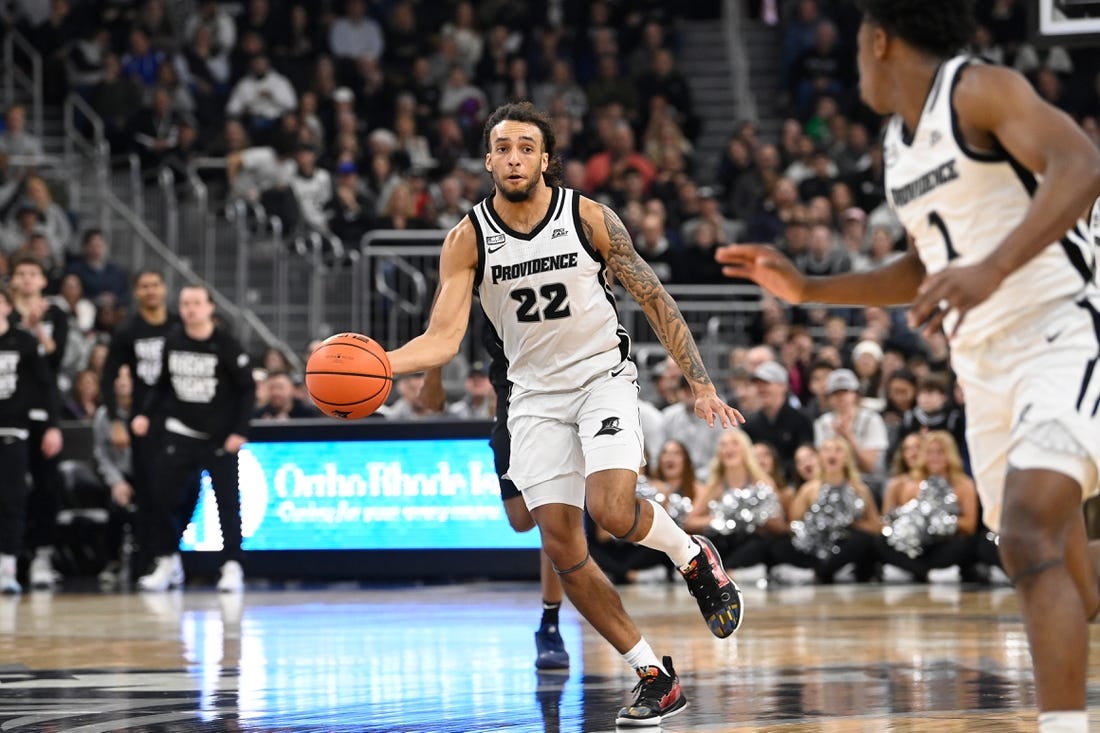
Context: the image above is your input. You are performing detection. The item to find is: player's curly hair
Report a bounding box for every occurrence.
[482,101,563,187]
[856,0,975,58]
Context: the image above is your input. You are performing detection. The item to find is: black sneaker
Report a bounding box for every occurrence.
[615,655,688,727]
[679,535,744,638]
[534,625,570,670]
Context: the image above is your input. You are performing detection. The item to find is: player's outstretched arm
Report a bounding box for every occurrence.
[580,197,742,429]
[386,219,477,376]
[715,243,926,307]
[909,64,1100,336]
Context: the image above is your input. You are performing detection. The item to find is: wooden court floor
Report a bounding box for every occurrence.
[2,580,1100,732]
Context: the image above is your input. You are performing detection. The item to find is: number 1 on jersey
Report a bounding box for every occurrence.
[511,283,571,322]
[928,211,960,261]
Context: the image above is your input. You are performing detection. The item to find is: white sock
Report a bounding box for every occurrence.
[636,499,700,568]
[1038,711,1089,733]
[621,637,665,675]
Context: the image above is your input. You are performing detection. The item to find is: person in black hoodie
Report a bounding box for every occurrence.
[100,269,181,578]
[8,254,68,589]
[0,283,62,594]
[131,284,255,593]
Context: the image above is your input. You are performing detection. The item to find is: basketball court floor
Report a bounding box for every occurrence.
[2,580,1100,732]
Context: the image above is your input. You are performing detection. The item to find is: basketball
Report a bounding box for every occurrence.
[305,333,393,419]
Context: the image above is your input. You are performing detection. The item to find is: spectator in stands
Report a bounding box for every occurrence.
[882,368,917,459]
[375,180,430,231]
[851,339,884,406]
[14,177,71,262]
[254,370,314,420]
[790,19,848,118]
[637,49,696,137]
[66,229,129,308]
[433,175,471,230]
[814,368,889,490]
[155,63,195,118]
[446,362,494,419]
[393,110,434,172]
[89,53,145,152]
[661,376,721,480]
[329,0,383,64]
[533,59,588,122]
[326,159,375,246]
[381,374,442,419]
[62,368,100,420]
[896,372,968,471]
[381,1,429,87]
[184,0,235,57]
[289,144,331,234]
[671,219,725,284]
[440,1,482,73]
[237,0,287,52]
[121,28,164,89]
[796,224,850,278]
[797,148,838,202]
[754,440,797,516]
[438,65,488,135]
[226,55,297,144]
[633,213,674,282]
[129,86,178,172]
[682,187,743,244]
[743,361,814,482]
[0,104,44,161]
[226,132,300,230]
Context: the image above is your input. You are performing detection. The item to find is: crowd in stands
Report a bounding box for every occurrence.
[0,0,1096,587]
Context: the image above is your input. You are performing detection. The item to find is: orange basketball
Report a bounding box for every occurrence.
[305,333,393,419]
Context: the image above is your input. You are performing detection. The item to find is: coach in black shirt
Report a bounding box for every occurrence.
[132,284,255,592]
[742,361,814,484]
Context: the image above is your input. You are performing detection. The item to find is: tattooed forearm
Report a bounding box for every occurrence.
[598,205,712,387]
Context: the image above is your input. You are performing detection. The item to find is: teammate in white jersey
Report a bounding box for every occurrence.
[717,2,1100,731]
[386,102,744,727]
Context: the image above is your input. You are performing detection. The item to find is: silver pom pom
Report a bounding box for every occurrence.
[791,482,865,559]
[883,475,961,558]
[708,481,782,536]
[666,493,694,526]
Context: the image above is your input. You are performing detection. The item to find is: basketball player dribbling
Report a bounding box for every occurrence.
[718,2,1100,731]
[387,101,745,727]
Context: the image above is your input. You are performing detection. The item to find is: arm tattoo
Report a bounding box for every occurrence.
[597,204,712,386]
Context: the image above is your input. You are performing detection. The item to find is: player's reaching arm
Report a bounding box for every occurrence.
[386,218,477,376]
[907,65,1100,336]
[579,196,742,429]
[715,240,926,307]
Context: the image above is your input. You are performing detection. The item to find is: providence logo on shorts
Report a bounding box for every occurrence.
[595,417,622,437]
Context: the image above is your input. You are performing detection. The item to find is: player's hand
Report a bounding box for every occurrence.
[715,244,807,304]
[224,433,247,453]
[131,415,149,436]
[692,388,745,429]
[907,262,1000,339]
[41,427,62,458]
[111,480,133,507]
[111,419,131,449]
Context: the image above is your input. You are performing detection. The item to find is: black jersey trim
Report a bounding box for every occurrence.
[553,186,567,221]
[949,60,1006,162]
[1004,154,1094,284]
[485,186,560,241]
[1077,299,1100,416]
[573,191,603,264]
[470,209,486,290]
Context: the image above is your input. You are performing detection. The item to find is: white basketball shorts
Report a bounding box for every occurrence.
[953,296,1100,532]
[506,360,645,511]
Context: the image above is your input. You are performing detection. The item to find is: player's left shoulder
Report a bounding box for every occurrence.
[953,63,1037,121]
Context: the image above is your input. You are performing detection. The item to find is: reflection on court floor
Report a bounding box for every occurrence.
[1,583,1099,732]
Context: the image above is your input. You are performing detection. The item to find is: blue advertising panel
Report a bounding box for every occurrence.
[180,420,541,552]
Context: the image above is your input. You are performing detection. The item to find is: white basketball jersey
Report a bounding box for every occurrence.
[883,55,1094,347]
[470,186,630,392]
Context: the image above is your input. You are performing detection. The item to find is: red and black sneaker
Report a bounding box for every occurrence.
[679,535,744,638]
[615,655,688,727]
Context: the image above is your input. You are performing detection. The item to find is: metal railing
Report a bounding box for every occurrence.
[2,29,42,138]
[724,0,757,124]
[62,93,109,230]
